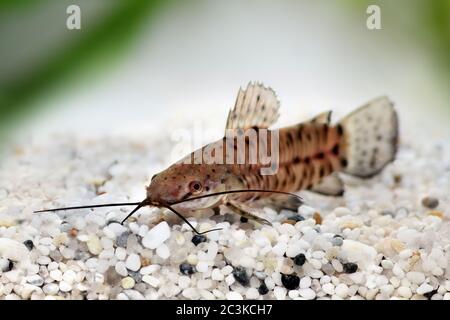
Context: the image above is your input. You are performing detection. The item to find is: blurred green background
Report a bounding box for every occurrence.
[0,0,449,148]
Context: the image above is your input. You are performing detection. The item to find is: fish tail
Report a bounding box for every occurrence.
[337,96,399,178]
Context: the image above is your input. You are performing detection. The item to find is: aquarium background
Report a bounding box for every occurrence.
[0,0,449,149]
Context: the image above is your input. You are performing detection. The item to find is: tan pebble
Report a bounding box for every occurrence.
[340,221,362,229]
[175,233,186,245]
[325,247,339,260]
[263,257,278,271]
[427,211,443,219]
[407,251,421,269]
[86,235,102,255]
[69,228,78,237]
[313,212,323,225]
[121,277,135,289]
[0,218,16,227]
[280,264,293,275]
[187,254,198,265]
[14,146,25,155]
[283,219,297,225]
[53,233,68,246]
[390,239,405,253]
[140,257,151,267]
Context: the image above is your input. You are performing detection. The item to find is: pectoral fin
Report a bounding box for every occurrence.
[226,200,272,225]
[257,193,303,212]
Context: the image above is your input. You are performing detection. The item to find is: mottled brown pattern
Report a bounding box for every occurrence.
[219,121,346,202]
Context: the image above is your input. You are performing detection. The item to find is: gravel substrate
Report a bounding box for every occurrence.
[0,133,449,300]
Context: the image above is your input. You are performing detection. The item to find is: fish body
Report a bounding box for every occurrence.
[147,83,398,220]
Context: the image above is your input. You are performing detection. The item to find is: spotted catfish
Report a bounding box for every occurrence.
[36,82,399,233]
[146,82,399,225]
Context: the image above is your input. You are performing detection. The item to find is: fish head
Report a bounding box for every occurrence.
[146,163,235,210]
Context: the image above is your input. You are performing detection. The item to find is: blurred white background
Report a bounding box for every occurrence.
[18,0,450,144]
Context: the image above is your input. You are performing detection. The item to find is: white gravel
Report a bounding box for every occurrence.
[0,132,449,300]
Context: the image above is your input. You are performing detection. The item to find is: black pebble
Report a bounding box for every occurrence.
[258,282,269,295]
[23,240,34,251]
[116,232,130,247]
[179,263,196,275]
[289,214,305,222]
[232,267,249,286]
[424,289,438,299]
[343,262,358,274]
[191,234,207,246]
[240,217,249,223]
[281,274,300,290]
[128,270,142,282]
[6,260,14,272]
[293,253,306,266]
[421,197,439,209]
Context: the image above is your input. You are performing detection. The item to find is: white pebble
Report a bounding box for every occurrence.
[322,283,335,295]
[125,254,141,272]
[335,284,349,298]
[225,274,235,286]
[226,291,243,300]
[115,247,127,260]
[381,259,394,269]
[26,275,44,286]
[331,259,343,272]
[156,244,170,259]
[142,275,160,287]
[140,265,160,275]
[416,283,433,295]
[59,281,72,292]
[211,268,224,281]
[142,222,171,249]
[196,261,209,273]
[178,276,191,289]
[43,283,59,295]
[273,286,287,300]
[115,261,128,277]
[397,286,412,298]
[62,270,77,284]
[221,265,233,275]
[245,287,259,299]
[298,288,316,300]
[406,271,425,284]
[0,238,29,262]
[49,269,63,282]
[300,276,311,289]
[392,264,405,278]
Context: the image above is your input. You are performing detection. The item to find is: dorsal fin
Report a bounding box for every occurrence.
[309,110,332,124]
[309,173,344,196]
[225,82,280,131]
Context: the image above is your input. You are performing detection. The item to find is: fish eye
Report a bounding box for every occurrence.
[189,180,203,194]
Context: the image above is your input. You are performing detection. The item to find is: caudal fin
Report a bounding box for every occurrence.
[338,96,399,178]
